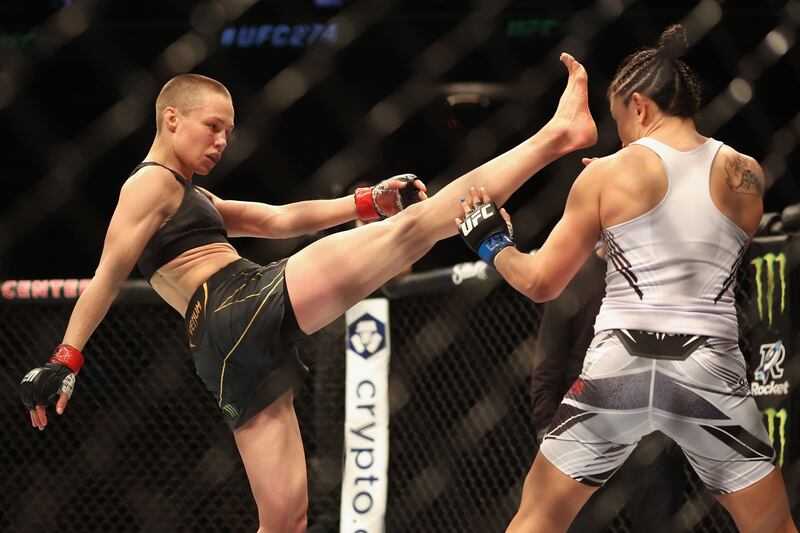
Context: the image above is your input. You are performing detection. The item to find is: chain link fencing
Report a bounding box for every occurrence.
[6,246,795,532]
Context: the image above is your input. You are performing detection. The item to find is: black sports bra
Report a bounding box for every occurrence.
[132,162,229,280]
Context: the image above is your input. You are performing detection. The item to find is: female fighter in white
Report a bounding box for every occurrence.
[458,24,796,533]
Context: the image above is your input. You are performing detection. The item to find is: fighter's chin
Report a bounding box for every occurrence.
[194,160,214,175]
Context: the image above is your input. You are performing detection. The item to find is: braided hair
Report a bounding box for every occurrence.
[608,24,702,118]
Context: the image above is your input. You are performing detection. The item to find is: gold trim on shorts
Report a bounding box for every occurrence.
[213,270,281,313]
[217,270,285,406]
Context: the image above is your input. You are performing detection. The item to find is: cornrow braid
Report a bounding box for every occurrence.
[608,24,702,118]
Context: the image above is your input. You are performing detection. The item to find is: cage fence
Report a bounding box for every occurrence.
[3,241,797,532]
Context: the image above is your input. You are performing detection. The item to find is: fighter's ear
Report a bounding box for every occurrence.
[630,92,651,125]
[631,93,644,117]
[163,106,179,133]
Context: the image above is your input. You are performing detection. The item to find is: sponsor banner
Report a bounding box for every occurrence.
[506,18,559,38]
[341,299,390,533]
[746,237,795,473]
[451,260,489,285]
[750,251,786,329]
[1,279,91,300]
[0,279,160,304]
[751,340,789,397]
[746,242,793,402]
[763,407,789,468]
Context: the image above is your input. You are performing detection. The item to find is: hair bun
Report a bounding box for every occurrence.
[657,24,689,60]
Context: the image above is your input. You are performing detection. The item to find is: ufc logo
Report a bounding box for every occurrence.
[22,369,41,383]
[459,204,494,236]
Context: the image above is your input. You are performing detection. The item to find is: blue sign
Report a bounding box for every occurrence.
[348,313,386,359]
[220,23,338,49]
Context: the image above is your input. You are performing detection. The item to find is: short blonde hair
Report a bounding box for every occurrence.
[155,74,231,132]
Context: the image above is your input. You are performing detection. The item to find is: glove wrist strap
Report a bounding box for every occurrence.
[354,187,380,222]
[50,344,84,374]
[479,234,516,267]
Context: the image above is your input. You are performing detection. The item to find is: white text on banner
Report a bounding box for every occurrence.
[340,299,390,533]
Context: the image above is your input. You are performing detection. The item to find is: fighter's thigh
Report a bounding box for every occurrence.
[508,451,598,532]
[541,332,654,485]
[234,389,308,509]
[541,407,647,486]
[284,213,430,334]
[714,467,795,533]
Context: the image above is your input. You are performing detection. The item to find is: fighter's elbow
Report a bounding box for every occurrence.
[521,276,561,303]
[92,270,125,292]
[94,256,133,288]
[499,253,561,302]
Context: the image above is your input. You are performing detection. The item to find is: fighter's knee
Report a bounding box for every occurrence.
[258,510,307,533]
[255,490,308,533]
[295,513,308,532]
[259,511,306,533]
[257,517,306,533]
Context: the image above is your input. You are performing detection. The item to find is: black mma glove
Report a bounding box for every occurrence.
[20,344,83,410]
[355,174,421,221]
[458,201,516,266]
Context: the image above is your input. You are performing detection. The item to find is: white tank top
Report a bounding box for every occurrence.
[593,137,750,340]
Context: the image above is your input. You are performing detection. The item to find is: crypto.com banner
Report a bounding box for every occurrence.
[341,299,390,533]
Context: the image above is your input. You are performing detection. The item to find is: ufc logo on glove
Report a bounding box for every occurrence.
[459,204,496,236]
[21,369,41,383]
[457,201,515,267]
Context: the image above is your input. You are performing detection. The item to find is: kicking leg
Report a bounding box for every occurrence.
[287,53,596,333]
[417,52,596,240]
[714,467,797,533]
[234,389,308,533]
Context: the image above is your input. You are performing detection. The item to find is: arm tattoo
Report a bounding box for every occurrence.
[724,154,764,198]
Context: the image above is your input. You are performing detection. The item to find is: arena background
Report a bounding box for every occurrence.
[1,0,799,532]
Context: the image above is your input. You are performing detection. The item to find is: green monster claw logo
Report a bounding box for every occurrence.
[763,407,787,467]
[222,403,239,419]
[751,253,786,326]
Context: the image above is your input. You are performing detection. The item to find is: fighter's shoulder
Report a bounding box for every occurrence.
[717,144,762,172]
[575,146,654,184]
[715,144,765,198]
[123,165,183,195]
[117,166,184,218]
[615,144,663,168]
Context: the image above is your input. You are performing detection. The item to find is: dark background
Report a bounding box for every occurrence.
[0,0,798,278]
[1,3,798,531]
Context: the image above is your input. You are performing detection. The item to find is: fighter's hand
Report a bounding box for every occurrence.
[387,175,428,200]
[20,345,83,430]
[455,186,516,266]
[355,174,427,221]
[455,185,513,231]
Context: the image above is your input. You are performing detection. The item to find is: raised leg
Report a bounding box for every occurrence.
[234,389,309,533]
[714,467,797,533]
[506,451,598,532]
[287,53,597,334]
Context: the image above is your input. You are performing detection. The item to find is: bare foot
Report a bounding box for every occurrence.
[548,52,597,153]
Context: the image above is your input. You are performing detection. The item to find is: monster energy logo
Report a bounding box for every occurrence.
[763,407,788,467]
[751,252,786,327]
[222,403,239,419]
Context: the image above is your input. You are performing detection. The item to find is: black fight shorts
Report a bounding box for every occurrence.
[184,258,308,430]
